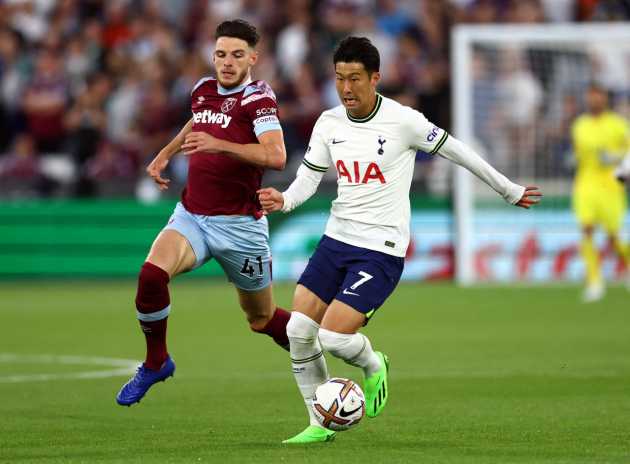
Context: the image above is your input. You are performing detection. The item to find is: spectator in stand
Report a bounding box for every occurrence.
[540,0,576,22]
[84,140,139,189]
[64,73,111,195]
[590,0,630,20]
[376,0,415,38]
[0,0,628,200]
[22,49,69,153]
[463,0,500,23]
[0,132,57,196]
[495,48,543,177]
[0,132,39,180]
[276,0,312,82]
[504,0,546,23]
[0,27,29,151]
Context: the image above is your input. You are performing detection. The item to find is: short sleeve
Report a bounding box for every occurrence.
[405,107,449,155]
[242,81,282,137]
[301,115,331,172]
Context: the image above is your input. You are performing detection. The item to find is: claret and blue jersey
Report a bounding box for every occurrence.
[163,77,282,291]
[183,77,282,218]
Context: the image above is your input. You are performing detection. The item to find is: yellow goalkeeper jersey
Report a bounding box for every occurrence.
[571,110,629,191]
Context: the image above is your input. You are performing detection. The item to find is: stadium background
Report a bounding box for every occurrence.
[1,0,628,282]
[2,2,630,463]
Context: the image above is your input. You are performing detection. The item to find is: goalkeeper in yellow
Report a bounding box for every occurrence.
[571,83,630,302]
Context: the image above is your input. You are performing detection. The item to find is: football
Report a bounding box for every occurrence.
[312,377,365,431]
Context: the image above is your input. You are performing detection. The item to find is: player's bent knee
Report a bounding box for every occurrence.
[136,262,171,314]
[286,311,319,342]
[318,328,353,358]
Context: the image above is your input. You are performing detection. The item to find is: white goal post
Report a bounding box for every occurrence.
[451,24,630,285]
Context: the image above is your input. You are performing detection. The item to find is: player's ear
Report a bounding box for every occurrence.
[370,71,381,87]
[249,50,258,66]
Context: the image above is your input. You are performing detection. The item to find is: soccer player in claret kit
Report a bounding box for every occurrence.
[259,37,542,443]
[116,20,291,406]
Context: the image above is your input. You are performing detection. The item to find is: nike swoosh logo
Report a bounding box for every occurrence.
[332,139,346,144]
[342,289,359,296]
[339,404,363,418]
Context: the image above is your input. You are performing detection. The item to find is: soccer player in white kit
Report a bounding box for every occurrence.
[259,37,542,444]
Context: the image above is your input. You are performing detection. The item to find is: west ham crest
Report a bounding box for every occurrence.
[221,97,237,113]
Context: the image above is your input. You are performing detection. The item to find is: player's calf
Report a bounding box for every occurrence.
[318,329,389,418]
[116,261,174,406]
[135,261,171,369]
[250,307,291,351]
[287,312,329,427]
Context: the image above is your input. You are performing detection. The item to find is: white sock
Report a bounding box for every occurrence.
[287,312,328,427]
[319,329,381,377]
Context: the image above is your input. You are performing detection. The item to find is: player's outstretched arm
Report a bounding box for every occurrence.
[181,129,286,170]
[146,118,193,190]
[437,135,542,208]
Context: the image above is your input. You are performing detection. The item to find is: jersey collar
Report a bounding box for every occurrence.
[217,76,253,95]
[346,93,383,123]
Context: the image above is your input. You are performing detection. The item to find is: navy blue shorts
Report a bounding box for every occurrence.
[297,235,404,319]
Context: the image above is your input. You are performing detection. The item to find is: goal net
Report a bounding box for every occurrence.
[451,24,630,284]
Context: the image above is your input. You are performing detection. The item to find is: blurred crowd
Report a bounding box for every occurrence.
[0,0,629,198]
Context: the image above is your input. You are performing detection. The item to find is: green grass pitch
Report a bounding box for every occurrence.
[2,280,629,463]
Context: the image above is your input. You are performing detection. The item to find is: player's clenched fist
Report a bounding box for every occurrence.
[257,187,284,213]
[146,155,170,190]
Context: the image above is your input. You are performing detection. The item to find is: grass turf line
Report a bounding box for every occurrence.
[1,281,629,463]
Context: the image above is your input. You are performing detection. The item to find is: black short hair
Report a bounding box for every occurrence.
[215,19,259,47]
[333,36,380,74]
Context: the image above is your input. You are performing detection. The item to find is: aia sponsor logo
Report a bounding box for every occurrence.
[427,126,440,142]
[336,160,385,184]
[221,97,237,113]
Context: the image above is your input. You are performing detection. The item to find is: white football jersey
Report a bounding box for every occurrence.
[302,94,448,257]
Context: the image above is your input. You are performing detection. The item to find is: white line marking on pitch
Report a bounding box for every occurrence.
[0,353,140,383]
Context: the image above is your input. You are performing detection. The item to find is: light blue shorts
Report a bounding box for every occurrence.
[164,202,272,291]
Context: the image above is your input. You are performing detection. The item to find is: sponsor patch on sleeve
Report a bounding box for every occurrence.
[253,114,281,136]
[253,115,280,127]
[426,126,441,143]
[255,107,277,117]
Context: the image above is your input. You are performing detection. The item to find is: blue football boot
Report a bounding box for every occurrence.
[116,356,175,406]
